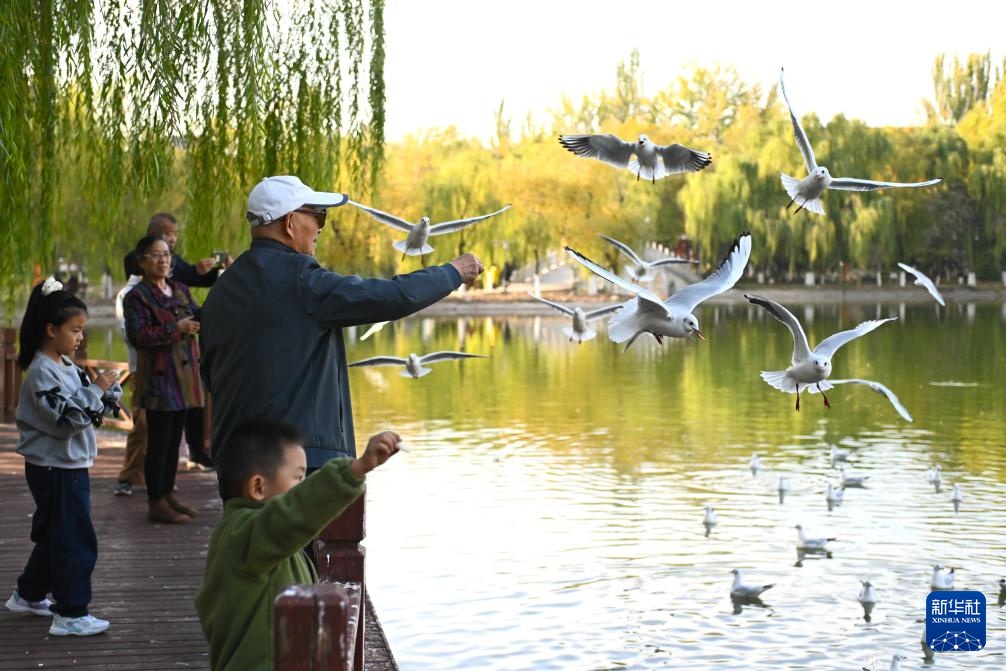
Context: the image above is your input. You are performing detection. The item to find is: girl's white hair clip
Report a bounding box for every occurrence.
[41,276,64,296]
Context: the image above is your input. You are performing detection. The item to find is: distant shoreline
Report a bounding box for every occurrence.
[6,282,1004,327]
[414,283,1006,317]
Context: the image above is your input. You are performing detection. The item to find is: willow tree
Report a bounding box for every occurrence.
[0,0,385,311]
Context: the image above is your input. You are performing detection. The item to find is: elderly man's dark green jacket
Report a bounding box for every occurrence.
[200,238,461,468]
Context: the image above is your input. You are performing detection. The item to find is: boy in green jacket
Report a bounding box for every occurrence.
[194,418,400,671]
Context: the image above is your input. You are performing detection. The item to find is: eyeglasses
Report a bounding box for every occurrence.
[145,252,172,260]
[295,208,328,224]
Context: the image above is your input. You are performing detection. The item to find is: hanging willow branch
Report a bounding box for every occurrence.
[0,0,386,312]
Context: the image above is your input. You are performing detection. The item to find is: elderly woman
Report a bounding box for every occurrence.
[123,235,203,524]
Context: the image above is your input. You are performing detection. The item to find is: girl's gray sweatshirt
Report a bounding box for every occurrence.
[15,352,123,469]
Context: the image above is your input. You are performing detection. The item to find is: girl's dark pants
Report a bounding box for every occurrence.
[16,463,97,617]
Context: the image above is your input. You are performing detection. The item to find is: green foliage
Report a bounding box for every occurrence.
[368,53,1005,284]
[0,0,385,315]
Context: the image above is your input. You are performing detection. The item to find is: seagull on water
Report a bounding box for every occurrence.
[858,580,878,621]
[730,569,774,599]
[745,293,896,410]
[349,351,487,379]
[826,483,844,506]
[749,453,762,475]
[931,564,956,590]
[828,379,914,422]
[597,234,697,283]
[703,505,718,536]
[840,466,869,488]
[951,483,964,512]
[348,201,511,259]
[795,524,835,551]
[558,133,712,183]
[858,579,878,605]
[929,464,943,492]
[527,293,622,343]
[921,623,935,662]
[778,476,791,503]
[830,444,850,465]
[565,233,752,351]
[779,68,940,215]
[897,262,945,307]
[862,654,907,671]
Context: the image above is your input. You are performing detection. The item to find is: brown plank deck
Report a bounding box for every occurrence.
[0,423,398,670]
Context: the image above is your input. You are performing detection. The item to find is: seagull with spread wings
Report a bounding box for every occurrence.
[828,379,914,422]
[779,68,941,215]
[897,262,945,306]
[348,201,511,259]
[349,351,486,379]
[598,234,697,282]
[558,133,711,183]
[527,293,622,343]
[745,293,896,410]
[565,232,751,351]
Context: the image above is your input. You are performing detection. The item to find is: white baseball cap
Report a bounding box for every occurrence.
[246,175,349,226]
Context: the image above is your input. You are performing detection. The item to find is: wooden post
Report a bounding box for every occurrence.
[316,494,367,670]
[1,328,21,422]
[274,582,362,671]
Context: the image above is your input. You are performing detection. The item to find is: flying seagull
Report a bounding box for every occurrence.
[828,379,914,422]
[897,262,945,306]
[558,133,711,183]
[745,293,896,410]
[348,201,511,259]
[565,232,752,351]
[527,293,622,343]
[349,351,487,379]
[730,569,774,599]
[359,321,390,341]
[598,234,697,283]
[779,68,941,215]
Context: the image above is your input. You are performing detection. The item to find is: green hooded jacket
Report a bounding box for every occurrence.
[195,458,365,671]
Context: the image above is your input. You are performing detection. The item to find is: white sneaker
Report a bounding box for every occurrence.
[4,590,53,616]
[49,613,110,636]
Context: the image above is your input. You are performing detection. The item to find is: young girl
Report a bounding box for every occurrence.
[4,277,122,636]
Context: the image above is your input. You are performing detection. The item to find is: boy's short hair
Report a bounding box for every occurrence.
[218,419,303,500]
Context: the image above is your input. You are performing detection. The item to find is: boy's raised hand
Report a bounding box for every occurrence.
[350,431,401,479]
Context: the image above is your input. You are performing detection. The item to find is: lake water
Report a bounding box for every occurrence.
[87,300,1006,670]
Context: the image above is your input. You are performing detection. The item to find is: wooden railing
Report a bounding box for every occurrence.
[275,495,368,670]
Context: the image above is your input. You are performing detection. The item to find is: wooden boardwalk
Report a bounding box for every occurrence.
[0,424,398,670]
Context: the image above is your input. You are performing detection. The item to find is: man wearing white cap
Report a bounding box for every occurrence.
[199,176,482,484]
